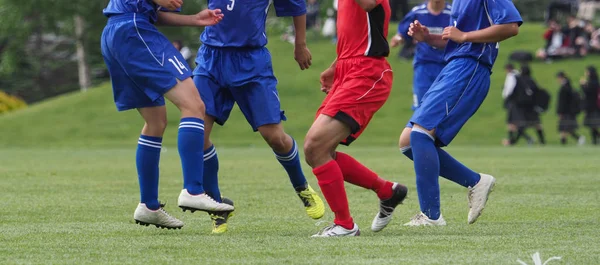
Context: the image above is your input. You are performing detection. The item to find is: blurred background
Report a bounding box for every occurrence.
[1,0,599,148]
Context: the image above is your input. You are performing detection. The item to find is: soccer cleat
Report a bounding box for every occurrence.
[208,197,235,234]
[467,173,496,224]
[404,212,447,226]
[178,189,234,213]
[311,223,360,237]
[133,203,184,229]
[371,183,408,232]
[296,185,325,219]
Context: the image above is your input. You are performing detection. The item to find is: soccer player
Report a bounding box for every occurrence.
[401,0,522,226]
[192,0,325,233]
[305,0,408,237]
[101,0,233,229]
[390,0,451,110]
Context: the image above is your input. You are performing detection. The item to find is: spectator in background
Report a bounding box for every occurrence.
[580,66,600,144]
[566,15,587,57]
[546,0,579,23]
[536,20,574,61]
[502,64,534,146]
[390,0,409,22]
[585,21,600,53]
[306,0,320,30]
[518,65,546,145]
[172,40,195,68]
[556,71,585,145]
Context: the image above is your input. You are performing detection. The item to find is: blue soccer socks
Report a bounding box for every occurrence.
[203,145,222,202]
[136,135,162,210]
[274,137,308,190]
[178,117,205,195]
[410,128,441,220]
[401,146,480,188]
[436,147,481,188]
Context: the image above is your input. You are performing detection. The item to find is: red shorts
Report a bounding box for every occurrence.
[316,57,393,145]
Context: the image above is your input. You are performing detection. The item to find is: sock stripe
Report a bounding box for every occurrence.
[179,125,205,130]
[180,121,204,126]
[204,147,217,161]
[138,141,162,149]
[138,138,162,146]
[275,145,298,161]
[400,146,412,153]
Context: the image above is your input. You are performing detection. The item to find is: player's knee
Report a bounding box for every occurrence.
[398,128,412,148]
[264,133,287,151]
[181,97,206,118]
[303,136,322,167]
[145,117,168,136]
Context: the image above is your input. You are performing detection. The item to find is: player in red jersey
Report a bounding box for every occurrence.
[304,0,408,237]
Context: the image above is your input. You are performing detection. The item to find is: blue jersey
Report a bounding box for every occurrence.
[103,0,177,24]
[398,2,451,66]
[201,0,306,48]
[445,0,522,69]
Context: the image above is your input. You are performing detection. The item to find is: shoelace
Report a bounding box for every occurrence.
[316,224,337,235]
[158,203,174,219]
[410,213,426,223]
[299,190,315,206]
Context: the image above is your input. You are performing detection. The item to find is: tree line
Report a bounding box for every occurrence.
[0,0,544,103]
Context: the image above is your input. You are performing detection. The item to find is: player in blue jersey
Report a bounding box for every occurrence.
[101,0,234,230]
[192,0,324,233]
[401,0,522,226]
[391,0,450,110]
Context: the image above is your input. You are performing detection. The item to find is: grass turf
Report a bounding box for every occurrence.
[1,146,598,264]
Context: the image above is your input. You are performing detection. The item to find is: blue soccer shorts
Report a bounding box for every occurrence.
[410,58,491,146]
[412,62,445,110]
[192,45,285,131]
[101,14,192,111]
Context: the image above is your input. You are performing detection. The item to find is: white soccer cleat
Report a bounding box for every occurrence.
[404,212,446,226]
[178,189,234,213]
[311,223,360,237]
[468,173,496,224]
[371,183,408,232]
[133,203,184,229]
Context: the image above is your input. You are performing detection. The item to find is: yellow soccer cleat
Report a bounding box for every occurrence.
[297,185,325,219]
[208,197,234,234]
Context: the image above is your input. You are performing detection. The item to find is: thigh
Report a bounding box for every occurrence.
[319,58,393,145]
[230,76,284,131]
[229,48,285,131]
[193,74,234,126]
[411,58,490,146]
[114,19,192,103]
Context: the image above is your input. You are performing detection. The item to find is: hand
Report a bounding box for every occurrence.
[408,20,429,42]
[580,77,587,85]
[390,34,403,47]
[442,26,467,43]
[320,67,335,94]
[194,9,224,26]
[294,43,312,70]
[153,0,183,11]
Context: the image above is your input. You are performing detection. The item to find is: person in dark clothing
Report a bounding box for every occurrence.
[517,66,546,145]
[556,71,585,145]
[580,66,600,144]
[502,64,534,146]
[546,0,578,23]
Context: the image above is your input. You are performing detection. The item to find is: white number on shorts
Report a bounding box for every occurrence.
[168,56,188,75]
[227,0,235,11]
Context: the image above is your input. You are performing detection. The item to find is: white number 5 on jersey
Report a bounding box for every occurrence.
[227,0,235,11]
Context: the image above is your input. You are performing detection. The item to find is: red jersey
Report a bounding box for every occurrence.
[336,0,391,60]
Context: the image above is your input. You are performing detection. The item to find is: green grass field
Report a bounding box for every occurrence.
[1,147,599,264]
[1,23,599,264]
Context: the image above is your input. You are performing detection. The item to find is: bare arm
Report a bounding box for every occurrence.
[292,14,312,70]
[156,9,223,27]
[463,23,520,43]
[156,12,197,26]
[424,34,448,49]
[443,23,520,44]
[354,0,379,12]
